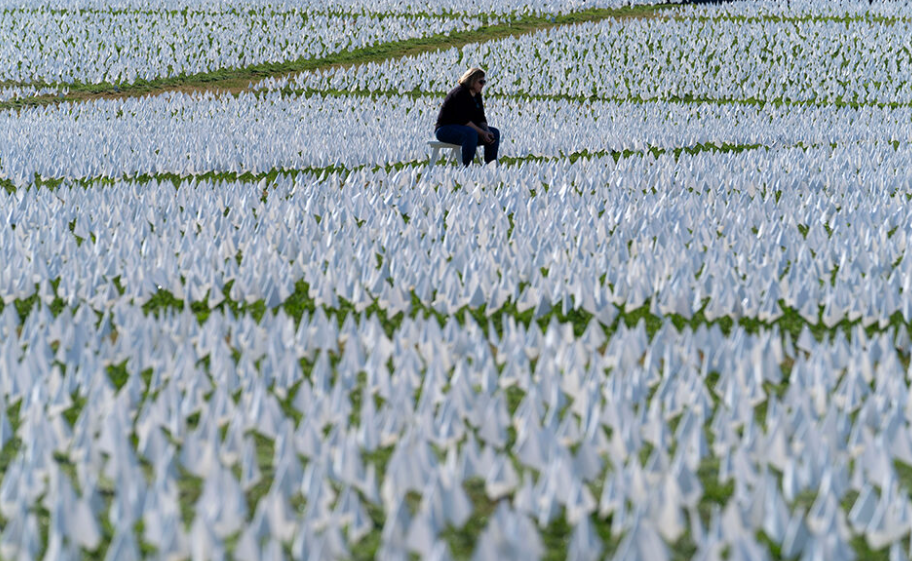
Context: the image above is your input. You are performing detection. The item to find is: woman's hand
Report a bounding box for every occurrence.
[468,122,495,144]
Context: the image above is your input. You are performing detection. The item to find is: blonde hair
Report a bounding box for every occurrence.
[458,67,486,88]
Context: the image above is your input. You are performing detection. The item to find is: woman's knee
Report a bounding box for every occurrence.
[464,128,479,146]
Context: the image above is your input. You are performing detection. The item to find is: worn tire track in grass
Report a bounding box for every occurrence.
[0,4,673,111]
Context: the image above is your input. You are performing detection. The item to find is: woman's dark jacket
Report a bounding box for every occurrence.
[435,84,486,131]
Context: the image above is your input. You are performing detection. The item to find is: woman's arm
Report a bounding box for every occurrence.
[466,121,495,144]
[465,121,486,135]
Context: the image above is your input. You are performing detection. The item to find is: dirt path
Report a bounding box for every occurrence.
[0,4,672,111]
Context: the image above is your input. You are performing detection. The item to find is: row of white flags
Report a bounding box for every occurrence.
[0,10,483,86]
[2,149,912,324]
[3,90,912,182]
[278,15,912,106]
[0,0,657,16]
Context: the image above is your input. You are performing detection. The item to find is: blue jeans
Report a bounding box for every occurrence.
[435,125,500,166]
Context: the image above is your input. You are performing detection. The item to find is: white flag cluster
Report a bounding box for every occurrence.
[0,6,486,86]
[678,0,912,20]
[3,204,912,558]
[3,0,912,559]
[280,6,912,106]
[0,85,67,102]
[3,145,912,329]
[0,0,664,17]
[4,90,912,183]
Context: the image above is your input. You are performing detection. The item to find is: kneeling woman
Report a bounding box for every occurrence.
[435,67,500,166]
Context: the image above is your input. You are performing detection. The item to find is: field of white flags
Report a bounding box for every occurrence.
[0,6,485,86]
[7,0,912,560]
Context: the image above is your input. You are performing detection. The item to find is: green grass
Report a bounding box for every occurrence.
[4,273,910,353]
[14,164,348,192]
[440,479,499,558]
[697,457,734,520]
[0,176,15,194]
